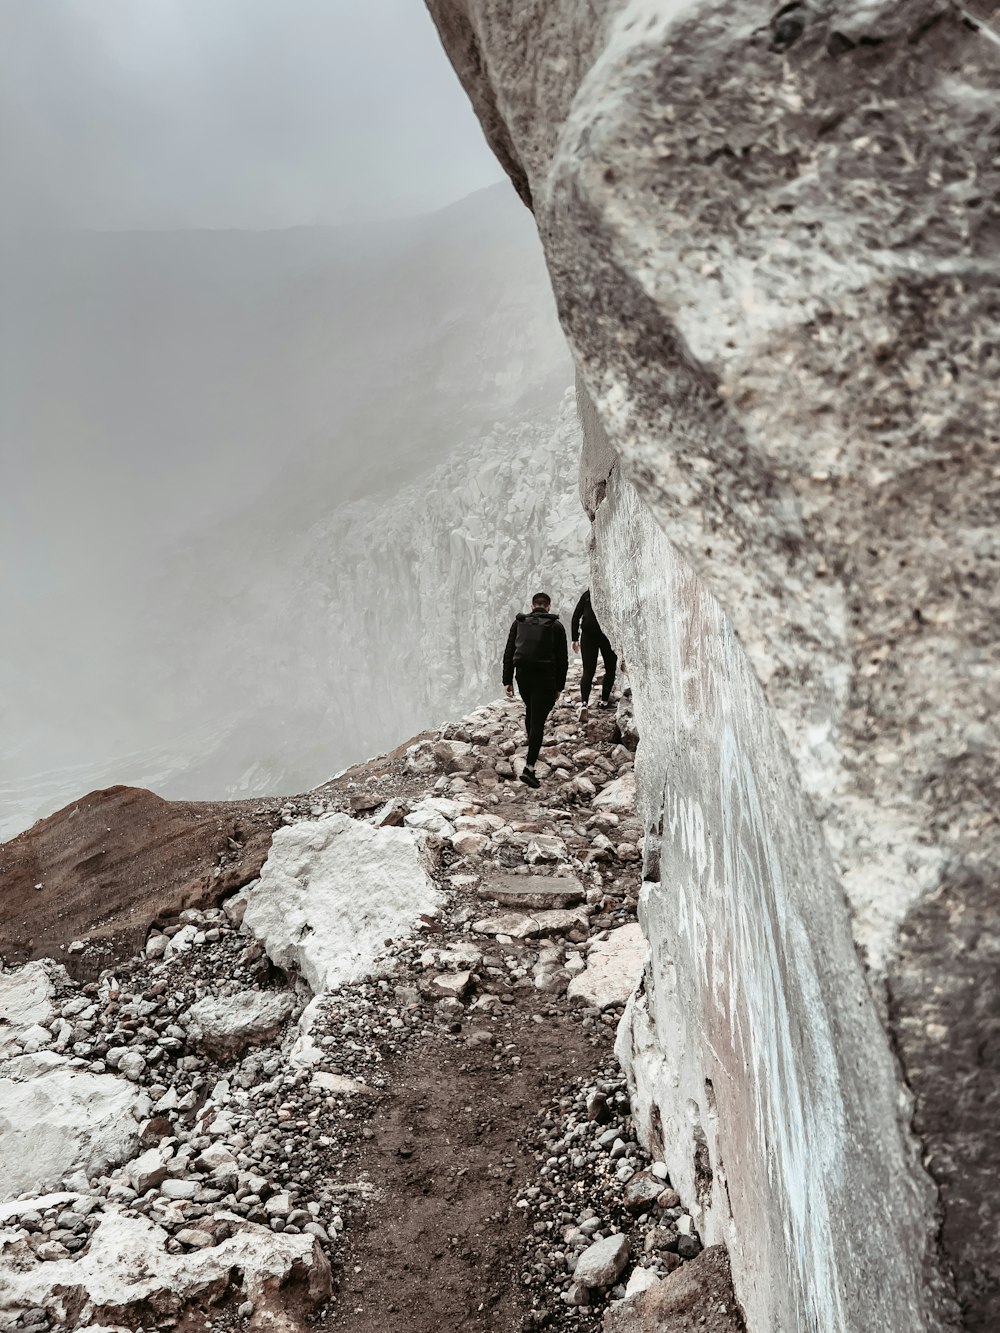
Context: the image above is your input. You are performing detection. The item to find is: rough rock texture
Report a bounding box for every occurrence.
[0,1053,141,1199]
[0,961,58,1053]
[184,990,298,1060]
[0,1206,330,1329]
[567,923,646,1012]
[425,3,998,1329]
[575,1232,630,1289]
[0,785,280,971]
[603,1245,745,1333]
[242,814,443,993]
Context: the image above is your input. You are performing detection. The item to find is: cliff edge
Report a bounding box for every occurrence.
[425,3,999,1329]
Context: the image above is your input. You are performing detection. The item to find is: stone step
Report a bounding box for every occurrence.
[477,871,585,910]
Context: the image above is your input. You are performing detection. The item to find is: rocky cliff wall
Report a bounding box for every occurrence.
[426,2,999,1329]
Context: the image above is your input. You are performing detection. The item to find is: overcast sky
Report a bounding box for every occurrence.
[0,0,503,230]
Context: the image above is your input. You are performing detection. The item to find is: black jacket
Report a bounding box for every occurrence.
[503,611,568,691]
[571,589,601,642]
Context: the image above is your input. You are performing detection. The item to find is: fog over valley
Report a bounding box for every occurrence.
[2,186,578,838]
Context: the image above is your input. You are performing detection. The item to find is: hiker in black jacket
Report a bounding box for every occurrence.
[502,591,568,789]
[571,588,617,723]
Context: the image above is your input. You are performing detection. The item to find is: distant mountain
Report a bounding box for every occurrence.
[1,185,578,838]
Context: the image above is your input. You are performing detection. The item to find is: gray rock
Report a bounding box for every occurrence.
[478,871,585,910]
[159,1178,197,1200]
[185,991,297,1061]
[118,1052,146,1082]
[574,1232,629,1289]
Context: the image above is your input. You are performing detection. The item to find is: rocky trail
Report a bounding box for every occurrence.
[0,669,744,1332]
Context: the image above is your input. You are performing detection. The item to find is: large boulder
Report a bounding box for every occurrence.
[241,814,442,994]
[426,3,997,1329]
[0,962,58,1054]
[0,1206,331,1329]
[185,991,298,1061]
[0,1053,141,1199]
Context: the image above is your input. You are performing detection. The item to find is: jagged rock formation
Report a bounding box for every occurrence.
[425,3,999,1330]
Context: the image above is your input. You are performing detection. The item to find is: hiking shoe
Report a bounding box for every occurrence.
[578,703,589,724]
[519,766,541,789]
[597,698,613,710]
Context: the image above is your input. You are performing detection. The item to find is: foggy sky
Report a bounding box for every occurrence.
[0,0,502,230]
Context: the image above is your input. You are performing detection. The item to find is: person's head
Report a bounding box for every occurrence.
[531,592,551,611]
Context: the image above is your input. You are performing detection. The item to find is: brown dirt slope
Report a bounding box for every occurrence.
[0,785,281,973]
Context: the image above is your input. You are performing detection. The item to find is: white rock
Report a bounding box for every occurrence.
[0,1192,80,1226]
[450,831,489,858]
[404,741,437,774]
[0,963,57,1054]
[525,833,567,863]
[567,923,647,1010]
[242,814,442,994]
[18,1023,53,1052]
[311,1071,373,1096]
[624,1266,662,1298]
[185,991,297,1060]
[592,773,636,813]
[471,907,589,939]
[159,1178,197,1200]
[118,1052,146,1082]
[145,934,169,959]
[574,1232,630,1288]
[0,1054,141,1201]
[403,805,456,837]
[0,1206,330,1326]
[163,924,198,960]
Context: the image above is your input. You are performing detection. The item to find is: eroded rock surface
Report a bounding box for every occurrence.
[0,1206,330,1330]
[0,1053,142,1200]
[567,924,646,1012]
[241,813,443,994]
[426,2,998,1328]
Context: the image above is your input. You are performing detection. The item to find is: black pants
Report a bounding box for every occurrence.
[515,667,559,768]
[581,632,617,703]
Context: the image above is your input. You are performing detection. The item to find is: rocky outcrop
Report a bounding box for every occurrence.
[0,1206,330,1330]
[425,3,998,1329]
[0,1053,143,1200]
[241,814,444,994]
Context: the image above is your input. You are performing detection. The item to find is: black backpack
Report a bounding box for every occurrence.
[513,613,555,666]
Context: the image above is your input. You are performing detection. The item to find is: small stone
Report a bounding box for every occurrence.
[175,1228,215,1248]
[118,1051,147,1081]
[427,971,472,1000]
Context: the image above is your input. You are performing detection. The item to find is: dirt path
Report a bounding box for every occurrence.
[326,997,608,1333]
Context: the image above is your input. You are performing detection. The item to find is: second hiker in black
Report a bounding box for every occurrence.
[502,591,568,788]
[571,588,617,722]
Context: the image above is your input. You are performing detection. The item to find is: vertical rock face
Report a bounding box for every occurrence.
[425,2,998,1329]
